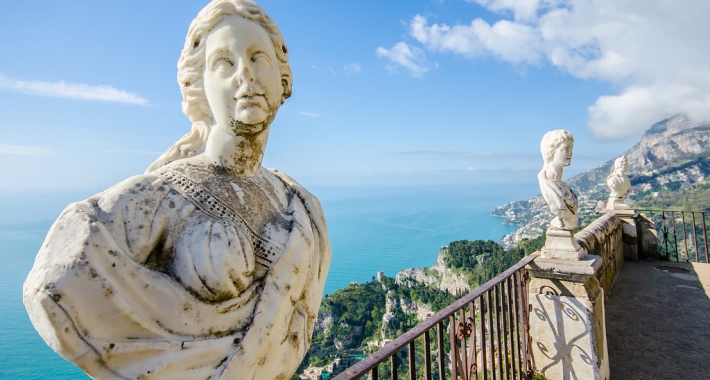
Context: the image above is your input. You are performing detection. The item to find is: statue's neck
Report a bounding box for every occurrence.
[204,126,269,178]
[543,163,563,180]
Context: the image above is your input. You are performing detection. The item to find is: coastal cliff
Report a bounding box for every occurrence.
[395,246,470,295]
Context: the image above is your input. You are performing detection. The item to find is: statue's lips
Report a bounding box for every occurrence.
[235,95,267,109]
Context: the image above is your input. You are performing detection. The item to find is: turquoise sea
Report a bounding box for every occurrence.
[0,183,535,379]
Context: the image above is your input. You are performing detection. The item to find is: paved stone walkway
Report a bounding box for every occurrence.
[605,260,710,380]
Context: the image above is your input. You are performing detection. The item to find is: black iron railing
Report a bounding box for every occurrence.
[333,253,539,380]
[638,210,710,263]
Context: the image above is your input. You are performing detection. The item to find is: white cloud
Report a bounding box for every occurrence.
[376,42,430,77]
[468,0,550,21]
[410,15,542,64]
[344,63,362,75]
[299,112,320,117]
[387,0,710,139]
[0,75,148,105]
[0,144,53,156]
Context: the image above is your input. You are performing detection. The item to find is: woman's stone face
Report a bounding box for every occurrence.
[203,15,284,134]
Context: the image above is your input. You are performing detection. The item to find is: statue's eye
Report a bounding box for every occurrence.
[251,52,269,64]
[214,57,234,75]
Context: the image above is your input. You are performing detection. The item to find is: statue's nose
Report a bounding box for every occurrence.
[233,59,255,87]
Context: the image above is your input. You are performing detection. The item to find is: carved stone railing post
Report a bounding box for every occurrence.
[526,255,610,380]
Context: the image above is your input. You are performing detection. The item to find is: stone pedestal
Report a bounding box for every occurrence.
[541,228,587,260]
[527,255,609,380]
[606,197,631,211]
[602,209,638,260]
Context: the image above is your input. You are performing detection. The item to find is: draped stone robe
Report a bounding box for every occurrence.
[538,170,579,229]
[607,171,631,198]
[23,162,331,380]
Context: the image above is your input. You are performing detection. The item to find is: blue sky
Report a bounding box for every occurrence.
[1,0,708,192]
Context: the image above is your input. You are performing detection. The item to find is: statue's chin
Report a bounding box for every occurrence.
[229,117,271,136]
[226,106,278,136]
[235,107,269,125]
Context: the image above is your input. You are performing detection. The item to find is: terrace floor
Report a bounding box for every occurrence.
[605,260,710,380]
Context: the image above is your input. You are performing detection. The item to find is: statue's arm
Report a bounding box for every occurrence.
[94,174,177,263]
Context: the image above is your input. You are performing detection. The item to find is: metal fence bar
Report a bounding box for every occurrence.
[672,212,680,261]
[450,315,458,379]
[512,275,522,379]
[662,212,670,258]
[488,291,496,380]
[333,254,539,380]
[496,285,504,380]
[703,213,709,263]
[509,281,516,380]
[692,212,700,263]
[424,330,432,380]
[480,296,488,380]
[460,309,468,378]
[438,322,445,380]
[507,277,516,380]
[502,283,510,379]
[391,353,398,379]
[470,301,478,379]
[522,269,533,377]
[681,212,689,261]
[409,341,416,380]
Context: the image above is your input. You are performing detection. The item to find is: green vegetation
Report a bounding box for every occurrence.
[633,181,710,211]
[444,237,544,288]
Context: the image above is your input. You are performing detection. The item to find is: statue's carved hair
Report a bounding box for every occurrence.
[540,129,574,163]
[147,0,292,173]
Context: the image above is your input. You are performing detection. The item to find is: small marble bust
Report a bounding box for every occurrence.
[23,1,331,379]
[606,155,632,210]
[538,129,579,230]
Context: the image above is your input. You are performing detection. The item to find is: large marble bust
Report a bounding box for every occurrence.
[23,1,331,379]
[538,129,579,230]
[606,155,632,210]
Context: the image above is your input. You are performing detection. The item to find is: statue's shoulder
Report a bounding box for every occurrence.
[90,171,171,213]
[266,169,316,200]
[265,168,325,221]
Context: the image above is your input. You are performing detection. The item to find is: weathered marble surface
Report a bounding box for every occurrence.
[538,130,586,260]
[23,1,331,379]
[606,155,632,210]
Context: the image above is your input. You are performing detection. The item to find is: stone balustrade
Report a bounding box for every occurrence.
[575,213,624,301]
